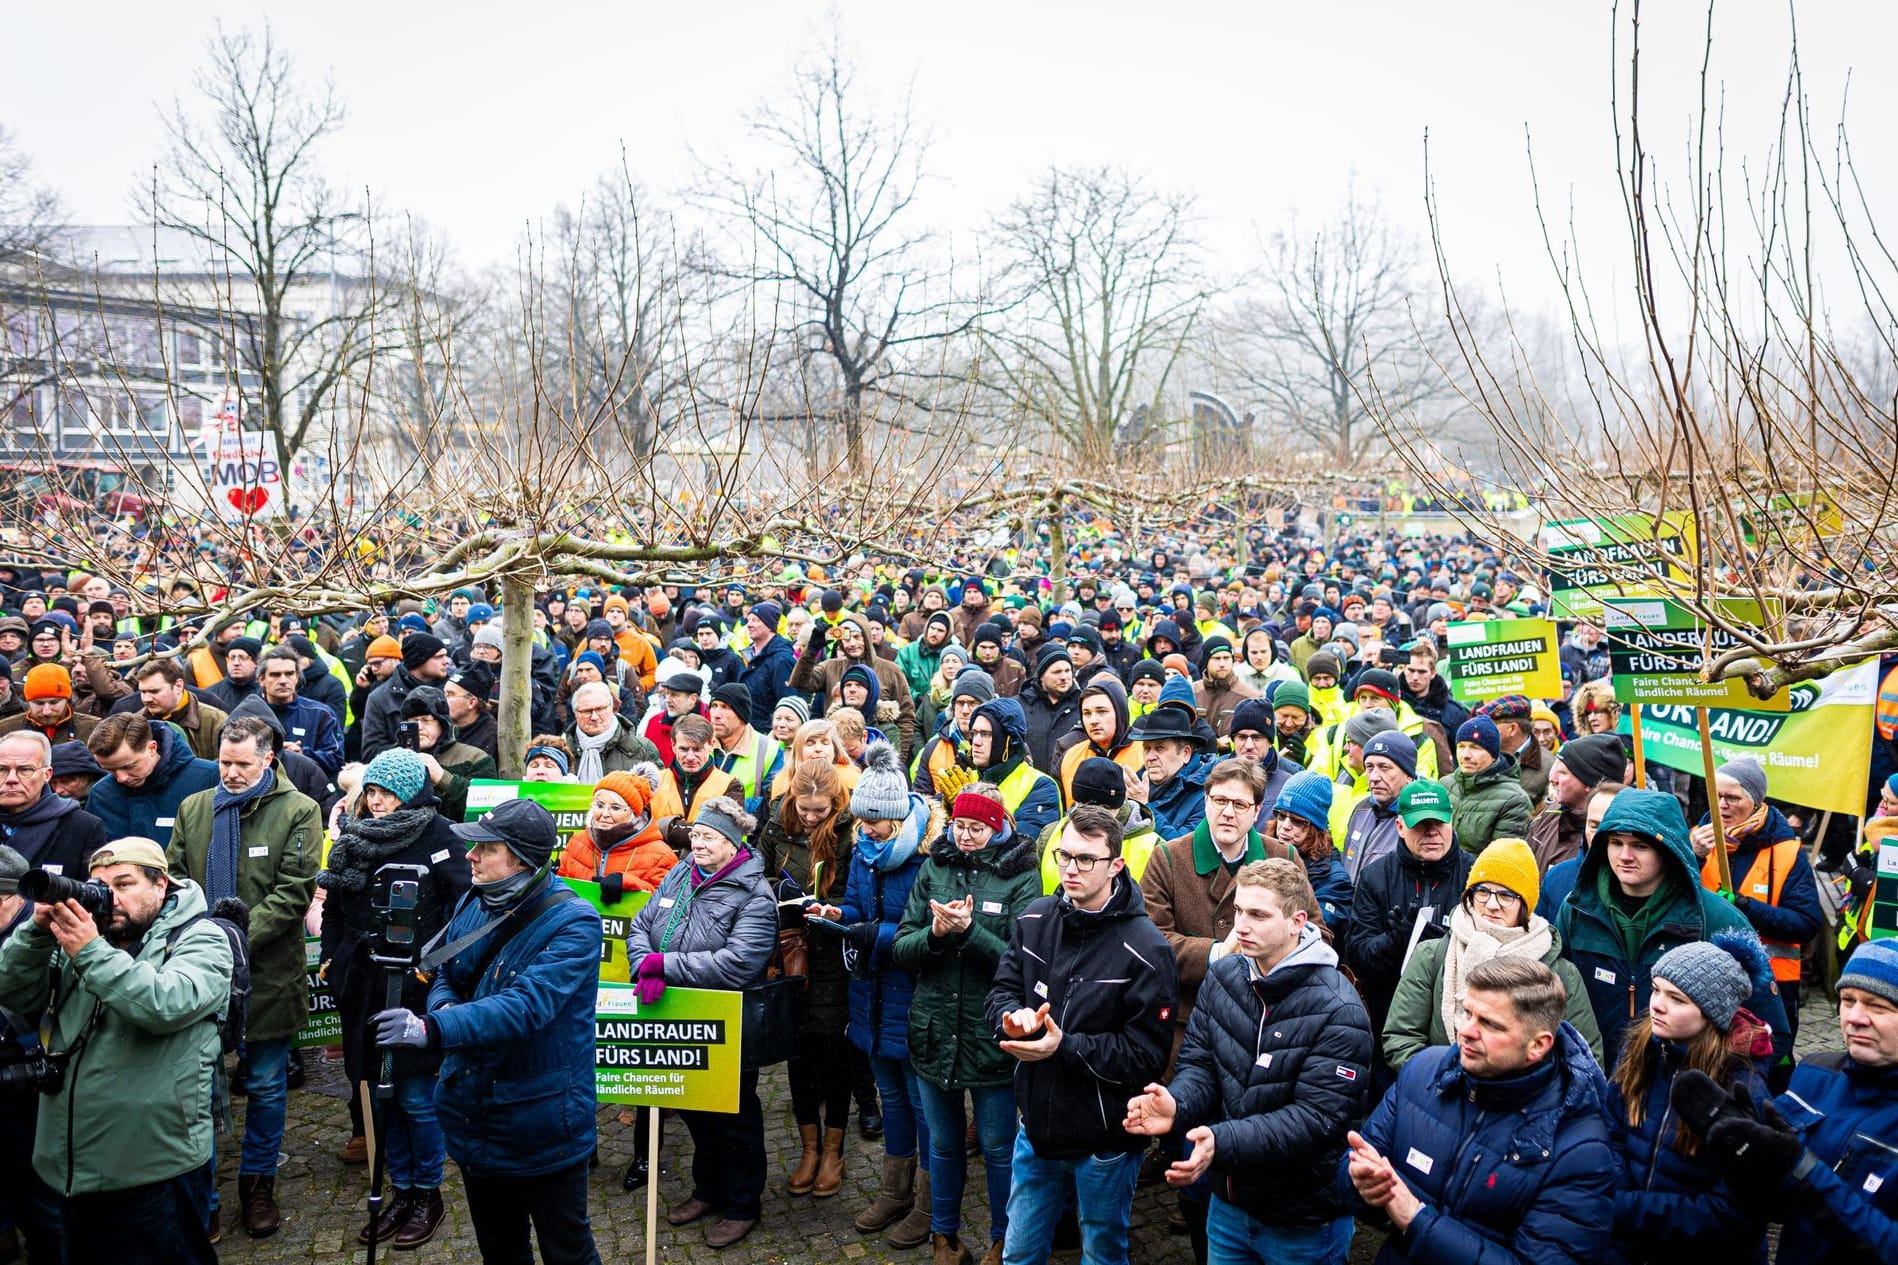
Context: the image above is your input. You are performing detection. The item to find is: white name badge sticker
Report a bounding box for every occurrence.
[1405,1148,1434,1175]
[430,849,451,864]
[248,845,270,858]
[981,901,1003,915]
[1594,967,1616,985]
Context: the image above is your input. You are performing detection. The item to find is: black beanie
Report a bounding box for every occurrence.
[711,682,753,719]
[402,633,447,671]
[1072,757,1128,810]
[1558,733,1627,789]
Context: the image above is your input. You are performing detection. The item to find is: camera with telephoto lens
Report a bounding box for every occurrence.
[369,863,429,970]
[18,869,113,927]
[0,1043,67,1096]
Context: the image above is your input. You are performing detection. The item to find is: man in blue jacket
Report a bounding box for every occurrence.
[1670,937,1898,1265]
[1340,957,1617,1264]
[84,712,219,847]
[375,798,603,1264]
[737,603,796,734]
[257,647,343,775]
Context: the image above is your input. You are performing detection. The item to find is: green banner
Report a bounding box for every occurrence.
[595,984,743,1112]
[1441,617,1562,704]
[1873,831,1898,942]
[1632,659,1875,815]
[464,778,593,835]
[295,935,342,1049]
[1542,513,1696,622]
[565,877,650,983]
[1602,596,1789,711]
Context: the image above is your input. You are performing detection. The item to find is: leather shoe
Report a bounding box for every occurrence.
[622,1151,650,1191]
[392,1189,444,1249]
[238,1174,281,1238]
[359,1191,413,1245]
[667,1195,716,1227]
[706,1217,757,1248]
[342,1134,368,1165]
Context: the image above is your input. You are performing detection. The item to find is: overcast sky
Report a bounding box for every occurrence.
[7,1,1892,317]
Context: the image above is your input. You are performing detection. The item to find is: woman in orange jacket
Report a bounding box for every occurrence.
[559,770,678,904]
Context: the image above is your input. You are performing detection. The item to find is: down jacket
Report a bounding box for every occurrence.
[1770,1051,1898,1265]
[1344,844,1473,1032]
[1169,925,1372,1228]
[892,823,1040,1090]
[836,793,942,1060]
[985,874,1177,1160]
[1338,1024,1618,1265]
[427,875,602,1178]
[625,848,777,991]
[1445,755,1534,855]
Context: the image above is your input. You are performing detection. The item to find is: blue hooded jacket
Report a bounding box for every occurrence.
[85,720,218,847]
[838,792,939,1060]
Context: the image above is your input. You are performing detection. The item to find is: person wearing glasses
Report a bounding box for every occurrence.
[1381,838,1601,1073]
[985,804,1176,1265]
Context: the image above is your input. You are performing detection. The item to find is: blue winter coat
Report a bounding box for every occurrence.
[1770,1052,1898,1265]
[738,634,797,734]
[85,721,218,847]
[426,876,602,1178]
[1147,751,1212,841]
[269,695,344,775]
[1607,1038,1769,1263]
[1303,851,1355,939]
[1338,1025,1618,1265]
[1555,790,1791,1070]
[837,794,941,1059]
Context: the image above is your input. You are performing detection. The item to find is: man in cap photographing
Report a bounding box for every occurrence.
[376,797,604,1262]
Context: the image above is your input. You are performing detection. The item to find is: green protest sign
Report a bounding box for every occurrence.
[1872,832,1898,941]
[1602,596,1789,711]
[1629,659,1874,815]
[1441,617,1562,704]
[296,936,342,1049]
[595,984,743,1112]
[464,778,593,832]
[1542,513,1696,622]
[564,877,650,983]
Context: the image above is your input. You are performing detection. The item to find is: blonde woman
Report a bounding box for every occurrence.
[769,719,860,799]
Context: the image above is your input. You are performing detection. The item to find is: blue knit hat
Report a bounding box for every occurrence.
[1840,939,1898,1008]
[362,748,429,805]
[1456,715,1501,760]
[1273,771,1333,831]
[1362,730,1419,779]
[1651,931,1768,1032]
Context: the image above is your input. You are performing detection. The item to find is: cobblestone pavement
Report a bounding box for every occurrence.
[207,991,1841,1263]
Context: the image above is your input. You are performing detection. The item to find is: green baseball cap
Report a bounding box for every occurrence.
[1396,779,1453,827]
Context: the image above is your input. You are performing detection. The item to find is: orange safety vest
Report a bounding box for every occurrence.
[1701,838,1805,983]
[1057,740,1145,807]
[187,645,224,689]
[650,766,737,823]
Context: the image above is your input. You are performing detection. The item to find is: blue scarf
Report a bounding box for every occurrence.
[855,795,927,873]
[206,768,275,903]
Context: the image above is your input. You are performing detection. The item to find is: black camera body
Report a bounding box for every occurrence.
[18,869,113,927]
[0,1043,67,1097]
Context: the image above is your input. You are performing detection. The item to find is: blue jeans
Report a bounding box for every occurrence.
[239,1036,292,1176]
[868,1053,931,1161]
[1002,1132,1140,1265]
[385,1075,446,1190]
[917,1080,1017,1243]
[1205,1198,1353,1265]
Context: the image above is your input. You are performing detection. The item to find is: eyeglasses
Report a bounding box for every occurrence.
[951,820,991,836]
[1207,795,1257,816]
[0,764,44,782]
[1469,885,1523,909]
[1052,849,1110,873]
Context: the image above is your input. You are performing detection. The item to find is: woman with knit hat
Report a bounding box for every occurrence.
[1267,770,1354,939]
[316,747,470,1247]
[1606,933,1774,1263]
[819,742,939,1251]
[1382,838,1601,1071]
[558,771,678,902]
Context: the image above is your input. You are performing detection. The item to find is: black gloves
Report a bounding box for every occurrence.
[600,872,626,904]
[1671,1070,1805,1200]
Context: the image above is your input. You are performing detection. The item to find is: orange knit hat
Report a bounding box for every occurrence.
[23,664,72,701]
[594,771,652,816]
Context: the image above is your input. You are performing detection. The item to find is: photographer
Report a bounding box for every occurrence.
[316,749,470,1249]
[0,838,233,1265]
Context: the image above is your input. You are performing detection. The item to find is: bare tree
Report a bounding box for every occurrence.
[141,23,391,474]
[1231,186,1451,467]
[695,26,977,475]
[985,165,1206,463]
[0,126,63,264]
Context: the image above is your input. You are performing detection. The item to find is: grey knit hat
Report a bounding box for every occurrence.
[948,667,996,707]
[1651,933,1764,1032]
[1344,707,1398,748]
[848,741,913,822]
[0,844,27,896]
[1716,757,1768,808]
[772,696,811,727]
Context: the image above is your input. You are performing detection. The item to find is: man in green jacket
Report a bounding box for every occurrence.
[1444,716,1534,855]
[169,714,320,1239]
[0,836,232,1264]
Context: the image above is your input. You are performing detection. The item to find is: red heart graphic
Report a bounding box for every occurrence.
[226,486,269,515]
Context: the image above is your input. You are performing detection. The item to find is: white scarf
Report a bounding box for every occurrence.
[1438,905,1555,1041]
[575,717,620,783]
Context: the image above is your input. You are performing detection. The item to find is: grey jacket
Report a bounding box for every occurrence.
[625,849,776,990]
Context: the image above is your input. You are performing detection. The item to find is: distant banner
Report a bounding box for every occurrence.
[295,936,342,1049]
[1873,833,1898,942]
[1442,617,1562,704]
[595,984,743,1112]
[1633,659,1875,816]
[1603,596,1789,711]
[464,779,592,831]
[1543,513,1696,622]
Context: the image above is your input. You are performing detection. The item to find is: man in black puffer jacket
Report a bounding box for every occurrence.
[986,804,1176,1265]
[1127,857,1372,1263]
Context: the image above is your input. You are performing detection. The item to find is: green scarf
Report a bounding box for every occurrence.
[1192,819,1265,876]
[1595,863,1682,963]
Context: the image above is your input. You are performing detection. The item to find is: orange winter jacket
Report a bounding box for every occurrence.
[558,823,678,894]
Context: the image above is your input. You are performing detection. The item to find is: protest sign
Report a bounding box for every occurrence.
[1602,596,1790,711]
[1542,513,1696,621]
[1441,617,1562,704]
[1873,835,1898,942]
[563,876,650,983]
[1631,658,1875,816]
[204,421,285,521]
[295,936,343,1049]
[595,984,744,1112]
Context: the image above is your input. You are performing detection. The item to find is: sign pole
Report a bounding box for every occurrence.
[1630,704,1647,789]
[1696,706,1734,894]
[645,1108,661,1265]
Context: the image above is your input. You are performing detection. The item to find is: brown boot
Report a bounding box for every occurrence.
[854,1154,915,1232]
[888,1165,932,1248]
[812,1126,848,1197]
[359,1191,412,1245]
[787,1123,822,1195]
[342,1134,368,1165]
[392,1188,445,1249]
[705,1217,758,1249]
[978,1238,1003,1265]
[932,1231,973,1265]
[238,1174,281,1238]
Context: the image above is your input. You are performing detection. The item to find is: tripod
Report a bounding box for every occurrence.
[360,863,428,1265]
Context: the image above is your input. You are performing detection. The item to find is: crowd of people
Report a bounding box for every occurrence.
[0,517,1891,1265]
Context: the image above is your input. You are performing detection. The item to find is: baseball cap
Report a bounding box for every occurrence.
[452,798,559,869]
[1395,779,1453,827]
[88,837,171,873]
